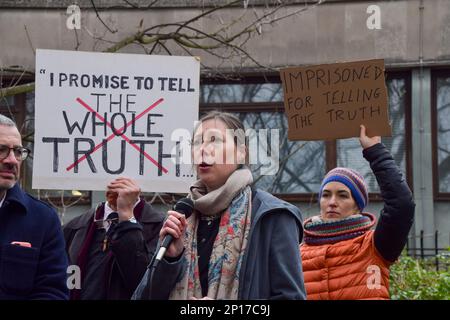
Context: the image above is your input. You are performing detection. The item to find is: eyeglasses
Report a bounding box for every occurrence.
[0,144,31,161]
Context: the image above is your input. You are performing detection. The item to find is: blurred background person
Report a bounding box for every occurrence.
[300,125,415,300]
[63,177,165,299]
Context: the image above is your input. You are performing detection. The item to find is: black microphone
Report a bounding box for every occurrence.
[154,197,194,264]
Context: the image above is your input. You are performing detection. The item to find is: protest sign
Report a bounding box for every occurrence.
[33,49,199,193]
[280,59,391,140]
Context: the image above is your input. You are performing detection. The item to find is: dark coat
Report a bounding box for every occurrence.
[63,201,165,300]
[367,143,416,262]
[133,190,306,300]
[0,184,69,300]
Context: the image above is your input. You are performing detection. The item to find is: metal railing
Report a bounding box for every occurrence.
[405,230,450,271]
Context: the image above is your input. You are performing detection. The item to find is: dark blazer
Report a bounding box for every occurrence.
[63,200,165,299]
[0,184,69,300]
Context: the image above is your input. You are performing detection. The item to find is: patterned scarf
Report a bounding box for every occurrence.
[303,213,376,245]
[169,168,253,300]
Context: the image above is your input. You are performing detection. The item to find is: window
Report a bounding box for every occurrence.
[201,82,283,103]
[201,77,325,201]
[238,112,325,194]
[433,71,450,199]
[201,72,411,201]
[337,74,411,195]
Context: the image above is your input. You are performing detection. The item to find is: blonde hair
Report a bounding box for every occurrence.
[193,111,248,165]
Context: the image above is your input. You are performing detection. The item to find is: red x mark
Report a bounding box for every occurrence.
[66,97,168,174]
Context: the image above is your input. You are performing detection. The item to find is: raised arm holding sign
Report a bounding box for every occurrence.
[299,124,414,300]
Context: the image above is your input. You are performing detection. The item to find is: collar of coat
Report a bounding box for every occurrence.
[3,183,28,214]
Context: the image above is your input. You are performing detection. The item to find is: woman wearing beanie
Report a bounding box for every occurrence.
[134,111,306,300]
[300,125,415,300]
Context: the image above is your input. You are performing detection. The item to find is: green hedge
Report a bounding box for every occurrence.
[390,252,450,300]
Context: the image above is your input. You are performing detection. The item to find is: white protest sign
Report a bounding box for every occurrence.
[33,49,199,193]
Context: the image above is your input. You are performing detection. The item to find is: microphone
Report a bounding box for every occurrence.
[154,197,194,264]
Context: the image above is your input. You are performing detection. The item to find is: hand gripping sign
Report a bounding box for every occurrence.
[33,49,199,193]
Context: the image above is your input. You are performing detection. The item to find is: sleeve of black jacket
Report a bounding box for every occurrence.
[363,143,415,263]
[131,252,186,300]
[151,253,187,299]
[109,220,159,297]
[268,211,306,300]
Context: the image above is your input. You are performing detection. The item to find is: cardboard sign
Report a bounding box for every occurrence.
[280,59,391,140]
[33,49,199,193]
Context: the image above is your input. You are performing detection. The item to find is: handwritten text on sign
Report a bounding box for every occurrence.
[280,59,391,141]
[33,49,199,193]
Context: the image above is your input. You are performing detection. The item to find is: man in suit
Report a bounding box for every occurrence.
[63,177,165,299]
[0,114,69,299]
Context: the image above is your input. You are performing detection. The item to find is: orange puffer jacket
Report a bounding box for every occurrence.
[300,230,391,300]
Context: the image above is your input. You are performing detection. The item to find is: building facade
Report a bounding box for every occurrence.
[1,0,449,253]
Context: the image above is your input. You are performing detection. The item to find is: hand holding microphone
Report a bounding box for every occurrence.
[155,198,194,263]
[136,198,193,300]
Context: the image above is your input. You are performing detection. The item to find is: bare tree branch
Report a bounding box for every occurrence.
[105,32,145,52]
[174,0,242,35]
[0,82,35,98]
[158,40,173,55]
[74,27,81,50]
[90,0,118,34]
[24,25,35,55]
[0,1,324,96]
[122,0,140,9]
[0,67,34,76]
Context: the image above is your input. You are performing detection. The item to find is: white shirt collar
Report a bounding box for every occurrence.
[101,199,141,231]
[103,201,115,221]
[103,198,141,221]
[0,193,6,208]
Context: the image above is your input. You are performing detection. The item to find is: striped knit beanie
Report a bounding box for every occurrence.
[319,167,368,211]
